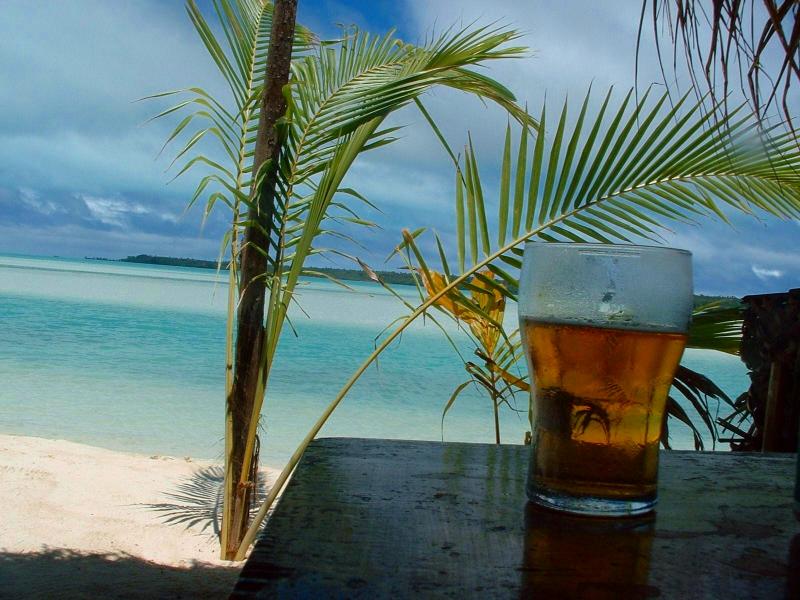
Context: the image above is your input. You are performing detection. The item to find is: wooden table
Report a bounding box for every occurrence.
[231,438,799,598]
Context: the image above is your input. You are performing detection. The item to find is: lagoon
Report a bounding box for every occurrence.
[0,254,749,466]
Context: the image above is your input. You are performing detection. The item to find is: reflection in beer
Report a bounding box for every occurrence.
[520,505,657,599]
[522,320,686,514]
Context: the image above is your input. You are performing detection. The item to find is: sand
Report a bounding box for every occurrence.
[0,434,278,599]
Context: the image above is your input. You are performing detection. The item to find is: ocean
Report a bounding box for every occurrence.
[0,254,750,466]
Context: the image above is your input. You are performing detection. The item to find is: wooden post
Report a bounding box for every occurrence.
[738,288,800,452]
[762,361,783,452]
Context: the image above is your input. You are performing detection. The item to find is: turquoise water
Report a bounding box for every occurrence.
[0,255,749,466]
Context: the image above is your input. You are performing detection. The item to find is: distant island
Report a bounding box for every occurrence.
[692,294,742,309]
[87,254,742,306]
[89,254,418,286]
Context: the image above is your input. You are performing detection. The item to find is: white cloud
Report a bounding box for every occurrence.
[158,211,181,224]
[0,1,220,138]
[661,227,798,294]
[345,157,452,213]
[18,187,63,215]
[0,130,198,198]
[0,1,217,234]
[75,193,181,228]
[78,194,150,227]
[751,266,784,281]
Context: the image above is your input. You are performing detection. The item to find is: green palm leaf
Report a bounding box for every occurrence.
[397,88,797,451]
[256,25,535,369]
[418,89,798,302]
[687,303,744,355]
[395,88,794,446]
[149,1,316,257]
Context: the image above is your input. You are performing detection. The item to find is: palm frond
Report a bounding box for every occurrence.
[395,88,795,446]
[687,302,744,355]
[141,465,268,535]
[282,26,532,191]
[639,0,800,135]
[668,365,736,450]
[405,88,799,310]
[394,87,799,450]
[151,0,317,218]
[257,24,534,364]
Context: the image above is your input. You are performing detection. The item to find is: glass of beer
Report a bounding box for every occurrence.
[519,242,693,516]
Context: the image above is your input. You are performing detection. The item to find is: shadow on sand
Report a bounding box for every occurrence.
[0,467,274,598]
[141,465,268,537]
[0,548,239,599]
[142,465,227,536]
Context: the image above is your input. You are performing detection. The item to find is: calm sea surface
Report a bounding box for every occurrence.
[0,254,749,465]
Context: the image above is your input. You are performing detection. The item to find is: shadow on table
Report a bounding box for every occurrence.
[520,505,660,599]
[0,548,239,600]
[789,533,800,599]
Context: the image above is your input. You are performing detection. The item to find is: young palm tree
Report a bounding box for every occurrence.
[236,86,800,559]
[152,0,534,558]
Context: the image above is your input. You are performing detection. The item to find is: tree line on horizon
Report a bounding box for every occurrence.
[95,254,745,308]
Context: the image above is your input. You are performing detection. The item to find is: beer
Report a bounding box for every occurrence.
[522,319,687,512]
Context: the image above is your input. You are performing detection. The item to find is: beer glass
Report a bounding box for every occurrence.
[518,242,693,516]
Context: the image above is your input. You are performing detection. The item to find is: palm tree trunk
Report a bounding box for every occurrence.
[491,371,501,444]
[492,392,501,444]
[222,0,298,561]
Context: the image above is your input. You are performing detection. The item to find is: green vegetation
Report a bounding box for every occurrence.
[154,0,530,559]
[693,294,742,309]
[119,255,220,269]
[382,88,795,448]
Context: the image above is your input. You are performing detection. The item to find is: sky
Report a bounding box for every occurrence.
[0,0,797,296]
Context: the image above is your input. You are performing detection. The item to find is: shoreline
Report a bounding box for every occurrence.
[0,431,286,471]
[0,434,277,598]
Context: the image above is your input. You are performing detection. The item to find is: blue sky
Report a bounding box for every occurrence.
[0,0,797,296]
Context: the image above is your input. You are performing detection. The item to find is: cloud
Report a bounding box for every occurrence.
[78,194,150,227]
[664,220,799,295]
[0,1,220,138]
[345,157,452,213]
[18,187,63,216]
[751,266,784,281]
[77,193,183,229]
[0,0,221,243]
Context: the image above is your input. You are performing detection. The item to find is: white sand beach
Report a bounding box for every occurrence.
[0,434,278,599]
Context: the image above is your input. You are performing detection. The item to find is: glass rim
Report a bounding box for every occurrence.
[523,240,692,256]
